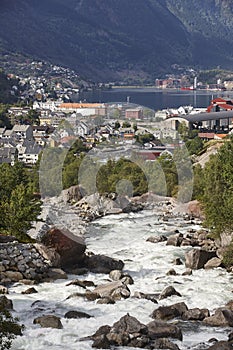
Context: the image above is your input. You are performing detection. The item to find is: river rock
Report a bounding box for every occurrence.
[112,313,148,335]
[22,287,38,294]
[109,270,122,281]
[186,200,204,219]
[62,185,85,203]
[166,233,183,247]
[151,338,180,350]
[147,320,183,340]
[185,249,217,269]
[34,243,61,267]
[41,227,86,268]
[3,271,24,282]
[85,254,124,274]
[97,297,115,304]
[64,310,92,319]
[33,315,63,329]
[173,258,183,265]
[134,291,158,304]
[204,257,223,269]
[151,302,188,321]
[182,308,209,321]
[46,268,68,281]
[146,235,167,243]
[203,308,233,327]
[207,341,233,350]
[0,295,13,310]
[93,280,130,300]
[0,285,8,294]
[159,286,182,300]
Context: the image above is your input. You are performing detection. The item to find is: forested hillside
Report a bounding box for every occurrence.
[0,0,233,81]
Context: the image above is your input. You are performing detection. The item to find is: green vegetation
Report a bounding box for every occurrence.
[222,242,233,269]
[0,70,18,104]
[0,104,11,128]
[193,137,233,237]
[0,162,41,242]
[0,308,23,350]
[96,158,148,196]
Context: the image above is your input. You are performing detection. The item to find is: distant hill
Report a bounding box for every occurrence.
[0,0,233,82]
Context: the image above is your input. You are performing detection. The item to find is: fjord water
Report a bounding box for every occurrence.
[77,88,233,110]
[10,207,233,350]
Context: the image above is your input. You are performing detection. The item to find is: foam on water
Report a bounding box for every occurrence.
[9,208,233,349]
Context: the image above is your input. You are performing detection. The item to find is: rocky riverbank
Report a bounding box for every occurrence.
[1,188,233,350]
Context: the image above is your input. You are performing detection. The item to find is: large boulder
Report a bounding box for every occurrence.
[34,243,61,267]
[85,254,124,274]
[182,308,209,321]
[185,249,217,269]
[203,308,233,327]
[61,185,85,203]
[33,315,63,329]
[147,320,183,341]
[93,280,130,300]
[151,338,180,350]
[204,257,223,269]
[0,295,13,310]
[41,227,86,268]
[186,200,204,219]
[151,302,188,321]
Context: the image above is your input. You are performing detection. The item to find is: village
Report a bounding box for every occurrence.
[1,92,233,166]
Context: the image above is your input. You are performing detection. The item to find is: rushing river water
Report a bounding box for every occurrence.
[9,206,233,350]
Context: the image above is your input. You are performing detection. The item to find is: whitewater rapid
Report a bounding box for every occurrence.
[9,208,233,350]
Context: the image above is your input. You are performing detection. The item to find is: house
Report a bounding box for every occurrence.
[0,141,17,165]
[75,121,90,137]
[12,125,33,142]
[125,108,143,120]
[17,140,42,165]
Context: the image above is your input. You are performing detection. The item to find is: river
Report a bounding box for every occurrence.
[76,88,233,110]
[9,205,233,350]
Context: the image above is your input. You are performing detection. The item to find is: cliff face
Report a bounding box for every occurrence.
[0,0,233,81]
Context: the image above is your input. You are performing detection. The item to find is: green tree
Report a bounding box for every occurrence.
[0,184,41,241]
[201,137,233,236]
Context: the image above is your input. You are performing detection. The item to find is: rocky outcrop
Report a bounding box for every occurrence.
[41,227,86,269]
[0,242,50,284]
[185,249,217,269]
[88,313,182,349]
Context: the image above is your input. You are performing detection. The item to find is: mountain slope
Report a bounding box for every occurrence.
[0,0,233,81]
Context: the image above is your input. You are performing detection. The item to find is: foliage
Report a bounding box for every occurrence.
[0,162,41,242]
[135,133,155,145]
[185,136,204,155]
[0,70,18,104]
[0,104,11,128]
[0,306,23,350]
[222,242,233,268]
[201,137,233,236]
[96,158,148,197]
